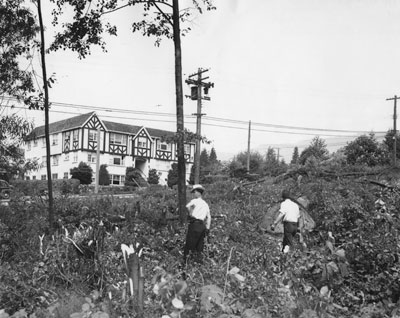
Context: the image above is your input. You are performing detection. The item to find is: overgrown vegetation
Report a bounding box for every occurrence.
[1,163,400,317]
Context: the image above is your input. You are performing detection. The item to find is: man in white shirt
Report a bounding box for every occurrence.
[183,184,211,265]
[271,189,301,253]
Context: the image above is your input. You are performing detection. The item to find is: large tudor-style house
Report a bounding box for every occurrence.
[23,112,195,186]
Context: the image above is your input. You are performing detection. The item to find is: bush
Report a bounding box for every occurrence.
[70,162,93,185]
[148,168,160,185]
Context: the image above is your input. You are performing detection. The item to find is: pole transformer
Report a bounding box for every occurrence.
[185,68,214,184]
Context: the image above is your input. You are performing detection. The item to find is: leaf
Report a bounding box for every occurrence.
[200,285,224,313]
[233,273,245,282]
[228,266,240,275]
[335,249,346,258]
[326,240,335,254]
[327,261,339,275]
[172,297,184,309]
[320,285,329,297]
[174,280,187,296]
[242,308,264,318]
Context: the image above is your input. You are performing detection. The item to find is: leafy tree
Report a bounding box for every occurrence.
[209,147,218,164]
[49,0,216,224]
[229,151,264,177]
[0,2,40,179]
[264,147,281,176]
[207,147,223,176]
[148,168,160,185]
[0,1,39,102]
[200,149,209,167]
[99,164,110,185]
[299,136,329,165]
[167,163,179,188]
[344,133,389,166]
[291,146,299,164]
[0,114,38,179]
[383,129,400,162]
[70,162,93,185]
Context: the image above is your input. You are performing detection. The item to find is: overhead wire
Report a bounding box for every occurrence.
[0,96,388,137]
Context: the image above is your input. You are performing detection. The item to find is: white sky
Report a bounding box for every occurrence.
[6,0,400,161]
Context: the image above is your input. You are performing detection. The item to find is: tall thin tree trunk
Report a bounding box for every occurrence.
[37,0,54,232]
[172,0,187,224]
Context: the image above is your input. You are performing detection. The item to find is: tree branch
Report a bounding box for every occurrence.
[149,0,173,26]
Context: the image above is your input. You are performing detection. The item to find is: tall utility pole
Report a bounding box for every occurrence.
[185,68,214,184]
[386,95,400,166]
[247,121,251,173]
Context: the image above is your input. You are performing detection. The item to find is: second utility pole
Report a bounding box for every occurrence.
[386,95,400,166]
[185,68,213,184]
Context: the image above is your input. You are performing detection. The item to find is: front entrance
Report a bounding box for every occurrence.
[134,158,148,179]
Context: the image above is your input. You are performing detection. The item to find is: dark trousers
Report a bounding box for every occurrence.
[183,220,206,263]
[282,221,298,252]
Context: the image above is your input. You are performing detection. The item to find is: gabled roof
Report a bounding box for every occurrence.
[103,120,175,139]
[26,112,96,140]
[26,112,176,140]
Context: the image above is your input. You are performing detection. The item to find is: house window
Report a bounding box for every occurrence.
[73,130,79,141]
[138,136,147,148]
[52,173,58,180]
[64,172,69,179]
[110,156,124,166]
[73,154,78,163]
[110,133,126,145]
[26,176,30,180]
[110,175,125,185]
[27,141,31,151]
[88,130,97,142]
[33,139,38,147]
[41,175,46,180]
[158,142,170,151]
[32,176,36,180]
[52,155,59,166]
[42,138,46,148]
[52,134,58,146]
[88,153,96,163]
[64,154,69,161]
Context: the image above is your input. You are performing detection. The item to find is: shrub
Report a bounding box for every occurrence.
[148,168,160,185]
[70,162,93,185]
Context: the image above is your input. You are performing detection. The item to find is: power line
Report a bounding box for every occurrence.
[0,96,389,136]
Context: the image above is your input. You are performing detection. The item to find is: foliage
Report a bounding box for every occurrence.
[98,164,110,186]
[229,151,265,178]
[383,129,400,160]
[200,148,209,167]
[49,0,216,57]
[70,161,93,185]
[0,115,38,179]
[291,146,299,164]
[299,136,329,165]
[2,165,400,318]
[147,168,160,185]
[343,133,390,166]
[264,147,286,176]
[0,1,39,101]
[209,147,217,164]
[125,167,147,187]
[167,163,178,188]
